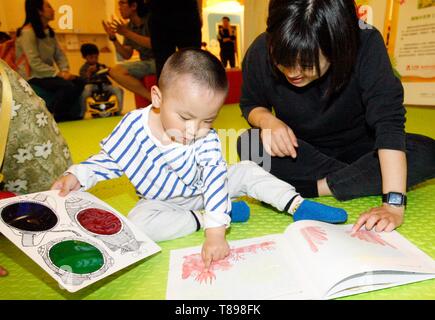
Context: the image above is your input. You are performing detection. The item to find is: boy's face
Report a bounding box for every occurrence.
[151,74,226,145]
[85,54,99,65]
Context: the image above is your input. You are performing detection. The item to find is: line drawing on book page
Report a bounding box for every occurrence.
[300,226,328,253]
[181,241,276,284]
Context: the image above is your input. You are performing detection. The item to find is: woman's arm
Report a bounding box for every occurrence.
[353,149,407,232]
[247,107,298,158]
[18,28,58,78]
[350,28,408,233]
[53,37,70,72]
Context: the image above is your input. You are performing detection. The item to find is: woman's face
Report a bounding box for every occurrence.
[39,0,55,22]
[276,51,331,87]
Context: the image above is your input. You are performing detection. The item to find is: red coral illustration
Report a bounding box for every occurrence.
[348,229,397,249]
[300,226,328,253]
[181,241,276,284]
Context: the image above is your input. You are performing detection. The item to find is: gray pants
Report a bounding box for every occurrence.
[128,161,298,242]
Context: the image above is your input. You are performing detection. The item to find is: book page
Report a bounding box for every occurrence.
[0,191,161,292]
[166,235,311,300]
[283,220,435,298]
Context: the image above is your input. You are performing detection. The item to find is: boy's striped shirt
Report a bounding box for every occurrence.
[67,107,231,229]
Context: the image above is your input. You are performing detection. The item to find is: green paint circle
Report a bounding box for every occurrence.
[48,240,104,275]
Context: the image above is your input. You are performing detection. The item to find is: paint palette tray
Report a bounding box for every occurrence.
[0,190,161,293]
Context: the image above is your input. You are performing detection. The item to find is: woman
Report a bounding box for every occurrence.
[16,0,84,122]
[238,0,435,233]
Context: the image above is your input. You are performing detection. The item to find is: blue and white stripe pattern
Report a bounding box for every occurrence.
[67,107,231,229]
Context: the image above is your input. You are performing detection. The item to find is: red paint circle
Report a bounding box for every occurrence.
[77,208,122,235]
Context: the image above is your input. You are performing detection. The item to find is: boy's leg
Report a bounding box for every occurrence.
[227,160,298,212]
[128,199,202,242]
[228,161,348,223]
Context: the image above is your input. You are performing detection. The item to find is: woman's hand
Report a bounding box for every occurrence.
[57,71,75,81]
[201,226,230,272]
[260,115,299,158]
[352,204,404,233]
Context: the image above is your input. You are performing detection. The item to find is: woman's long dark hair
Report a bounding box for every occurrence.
[17,0,55,39]
[267,0,360,97]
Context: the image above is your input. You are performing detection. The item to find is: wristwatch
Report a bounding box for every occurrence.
[382,192,407,207]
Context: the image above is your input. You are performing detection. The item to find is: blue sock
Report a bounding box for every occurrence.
[293,200,347,224]
[230,201,250,223]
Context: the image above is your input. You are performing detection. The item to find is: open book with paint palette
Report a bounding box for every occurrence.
[166,220,435,300]
[0,191,160,293]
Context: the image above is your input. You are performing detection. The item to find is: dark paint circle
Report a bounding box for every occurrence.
[49,240,104,275]
[1,202,57,232]
[77,208,122,235]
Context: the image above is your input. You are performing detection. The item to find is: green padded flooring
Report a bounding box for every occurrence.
[0,104,434,300]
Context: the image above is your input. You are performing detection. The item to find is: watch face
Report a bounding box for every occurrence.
[389,193,403,205]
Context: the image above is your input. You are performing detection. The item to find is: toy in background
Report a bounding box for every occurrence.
[0,191,160,292]
[85,67,121,118]
[79,43,124,118]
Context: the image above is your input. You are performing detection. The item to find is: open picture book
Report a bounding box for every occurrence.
[166,220,435,300]
[0,191,161,293]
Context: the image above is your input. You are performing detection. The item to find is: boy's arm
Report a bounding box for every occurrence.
[197,132,232,269]
[66,150,124,191]
[198,133,232,230]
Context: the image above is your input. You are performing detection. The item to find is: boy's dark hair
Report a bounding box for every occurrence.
[80,43,99,58]
[160,48,228,94]
[222,16,230,21]
[128,0,149,18]
[17,0,55,39]
[267,0,360,98]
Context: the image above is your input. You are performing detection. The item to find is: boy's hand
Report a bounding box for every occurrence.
[87,65,98,78]
[352,204,404,233]
[50,173,81,197]
[202,226,230,271]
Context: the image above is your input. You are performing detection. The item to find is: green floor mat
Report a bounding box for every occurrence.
[1,105,434,300]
